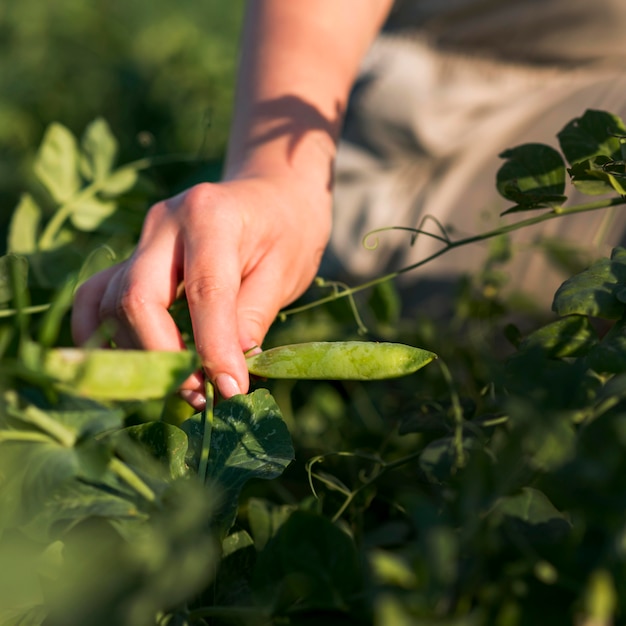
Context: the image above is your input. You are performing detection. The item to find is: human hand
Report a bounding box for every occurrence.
[71,175,332,409]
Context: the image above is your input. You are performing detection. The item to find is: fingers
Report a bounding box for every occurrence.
[71,265,120,346]
[183,210,250,398]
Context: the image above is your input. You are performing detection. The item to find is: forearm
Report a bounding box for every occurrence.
[223,0,393,191]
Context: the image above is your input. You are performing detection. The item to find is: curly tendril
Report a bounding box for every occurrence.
[362,215,451,252]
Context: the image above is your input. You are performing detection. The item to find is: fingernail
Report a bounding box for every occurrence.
[179,389,207,411]
[215,373,241,398]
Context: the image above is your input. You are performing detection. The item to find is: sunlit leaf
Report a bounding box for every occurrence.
[558,109,626,164]
[552,247,626,319]
[69,197,117,232]
[7,194,41,255]
[80,118,118,182]
[496,143,566,212]
[100,167,139,196]
[33,123,81,204]
[121,422,189,480]
[0,254,28,305]
[518,315,598,358]
[558,110,626,196]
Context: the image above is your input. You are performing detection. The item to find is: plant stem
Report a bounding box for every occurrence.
[284,196,626,317]
[0,304,51,318]
[198,381,214,483]
[109,457,157,503]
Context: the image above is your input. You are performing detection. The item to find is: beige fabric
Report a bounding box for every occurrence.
[324,36,626,313]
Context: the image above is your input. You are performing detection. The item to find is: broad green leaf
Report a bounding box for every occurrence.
[46,480,217,626]
[252,510,363,614]
[33,123,81,204]
[518,315,598,358]
[121,422,189,480]
[183,389,294,531]
[247,497,297,551]
[496,143,566,212]
[80,118,118,182]
[587,317,626,374]
[43,349,200,400]
[20,480,145,542]
[0,254,28,305]
[7,194,41,255]
[558,110,626,195]
[558,109,626,164]
[41,406,124,440]
[491,487,567,526]
[567,155,621,196]
[69,197,117,232]
[552,248,626,319]
[100,167,139,196]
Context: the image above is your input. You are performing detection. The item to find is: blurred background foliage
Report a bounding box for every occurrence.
[0,0,245,241]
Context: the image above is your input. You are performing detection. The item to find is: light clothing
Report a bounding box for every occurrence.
[324,2,626,313]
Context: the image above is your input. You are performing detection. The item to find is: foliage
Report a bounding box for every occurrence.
[2,110,626,625]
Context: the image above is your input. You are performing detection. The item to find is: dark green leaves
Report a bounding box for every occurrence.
[184,389,294,532]
[496,110,626,212]
[552,247,626,319]
[496,143,567,213]
[558,109,626,196]
[252,511,364,616]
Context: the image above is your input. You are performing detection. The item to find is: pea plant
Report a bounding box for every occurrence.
[1,109,626,625]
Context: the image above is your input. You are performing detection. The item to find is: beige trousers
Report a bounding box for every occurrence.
[324,37,626,314]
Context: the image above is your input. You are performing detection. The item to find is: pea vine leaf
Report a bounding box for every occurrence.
[558,109,626,196]
[183,389,294,533]
[552,247,626,319]
[496,143,567,214]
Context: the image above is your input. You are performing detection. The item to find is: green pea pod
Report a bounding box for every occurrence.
[246,341,437,380]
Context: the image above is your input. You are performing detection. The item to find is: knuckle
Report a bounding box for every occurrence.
[100,285,146,322]
[184,275,233,305]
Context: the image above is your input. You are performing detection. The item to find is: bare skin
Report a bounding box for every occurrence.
[71,0,393,408]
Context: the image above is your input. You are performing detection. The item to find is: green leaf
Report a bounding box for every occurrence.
[20,480,145,542]
[43,349,200,400]
[587,317,626,374]
[518,315,598,358]
[567,155,620,196]
[496,143,566,212]
[121,422,189,480]
[100,167,139,196]
[69,197,117,231]
[80,118,118,182]
[7,194,41,255]
[558,110,626,195]
[491,487,567,526]
[183,389,294,532]
[0,254,28,305]
[33,123,81,204]
[247,497,297,551]
[252,510,363,614]
[558,109,626,164]
[552,247,626,319]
